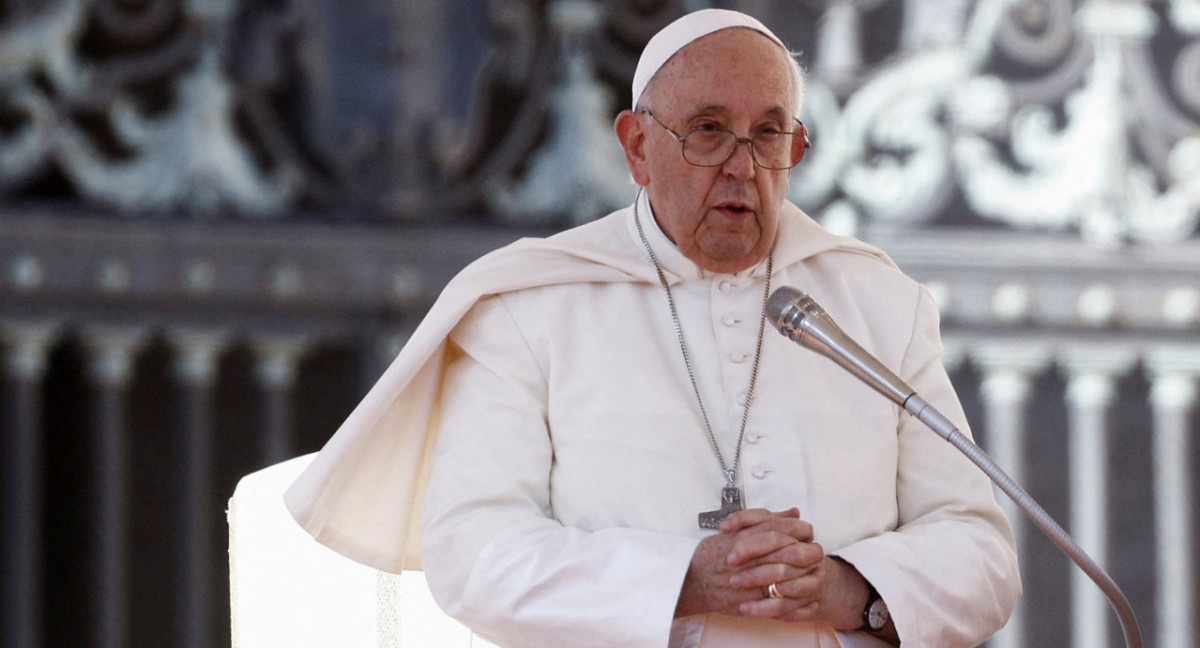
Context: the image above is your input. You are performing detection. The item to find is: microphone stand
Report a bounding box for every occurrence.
[904,394,1143,648]
[766,286,1143,647]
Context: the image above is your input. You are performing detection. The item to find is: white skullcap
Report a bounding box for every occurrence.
[631,9,788,110]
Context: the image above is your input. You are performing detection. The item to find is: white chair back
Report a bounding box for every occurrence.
[228,454,496,647]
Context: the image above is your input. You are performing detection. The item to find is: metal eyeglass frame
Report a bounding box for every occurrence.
[642,109,811,170]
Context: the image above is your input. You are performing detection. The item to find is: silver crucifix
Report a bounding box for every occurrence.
[698,486,744,529]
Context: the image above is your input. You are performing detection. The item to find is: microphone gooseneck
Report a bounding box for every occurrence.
[765,286,1142,648]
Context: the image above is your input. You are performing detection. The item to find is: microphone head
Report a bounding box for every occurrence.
[767,286,808,343]
[766,286,804,324]
[767,286,832,343]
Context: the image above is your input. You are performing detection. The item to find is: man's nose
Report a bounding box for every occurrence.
[722,139,757,179]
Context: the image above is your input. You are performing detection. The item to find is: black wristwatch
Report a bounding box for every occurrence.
[860,582,890,633]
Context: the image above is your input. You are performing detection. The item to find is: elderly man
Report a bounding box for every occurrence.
[286,9,1021,648]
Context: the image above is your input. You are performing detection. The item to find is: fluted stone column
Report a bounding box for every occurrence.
[83,327,146,648]
[1061,347,1133,648]
[1145,347,1199,648]
[0,321,58,648]
[251,335,310,465]
[168,329,228,648]
[976,344,1048,648]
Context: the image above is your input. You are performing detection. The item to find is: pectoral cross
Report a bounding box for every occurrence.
[698,486,744,529]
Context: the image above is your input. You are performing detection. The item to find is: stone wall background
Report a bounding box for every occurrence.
[2,1,1198,647]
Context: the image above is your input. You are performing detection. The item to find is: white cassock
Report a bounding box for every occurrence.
[286,192,1021,648]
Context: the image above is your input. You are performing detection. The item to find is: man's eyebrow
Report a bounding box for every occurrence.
[684,104,729,117]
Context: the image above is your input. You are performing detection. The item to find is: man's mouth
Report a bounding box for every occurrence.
[715,202,754,218]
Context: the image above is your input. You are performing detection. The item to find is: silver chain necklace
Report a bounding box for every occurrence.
[633,194,773,529]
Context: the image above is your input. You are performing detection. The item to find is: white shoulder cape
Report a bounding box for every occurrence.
[284,201,895,573]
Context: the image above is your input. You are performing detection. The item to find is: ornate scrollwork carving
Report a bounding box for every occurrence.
[1,0,1197,239]
[784,0,1200,243]
[0,0,297,215]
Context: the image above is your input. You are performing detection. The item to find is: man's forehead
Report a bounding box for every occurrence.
[631,9,787,110]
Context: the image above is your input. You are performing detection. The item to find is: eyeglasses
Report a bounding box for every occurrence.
[643,109,811,170]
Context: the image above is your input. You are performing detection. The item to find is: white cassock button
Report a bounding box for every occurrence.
[737,392,749,406]
[752,466,771,479]
[719,280,737,292]
[746,433,761,444]
[731,352,748,363]
[722,313,739,326]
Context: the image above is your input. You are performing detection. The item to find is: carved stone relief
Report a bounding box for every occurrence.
[0,0,298,215]
[1,0,1197,237]
[782,0,1200,244]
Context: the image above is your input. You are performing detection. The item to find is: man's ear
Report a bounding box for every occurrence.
[614,110,650,186]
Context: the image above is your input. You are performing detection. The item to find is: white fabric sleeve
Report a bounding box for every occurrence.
[420,295,700,648]
[831,286,1022,647]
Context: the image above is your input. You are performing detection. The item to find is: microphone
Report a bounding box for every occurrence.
[765,286,914,407]
[764,286,955,438]
[764,285,1142,648]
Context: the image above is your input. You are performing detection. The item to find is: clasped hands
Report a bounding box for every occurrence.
[675,507,867,631]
